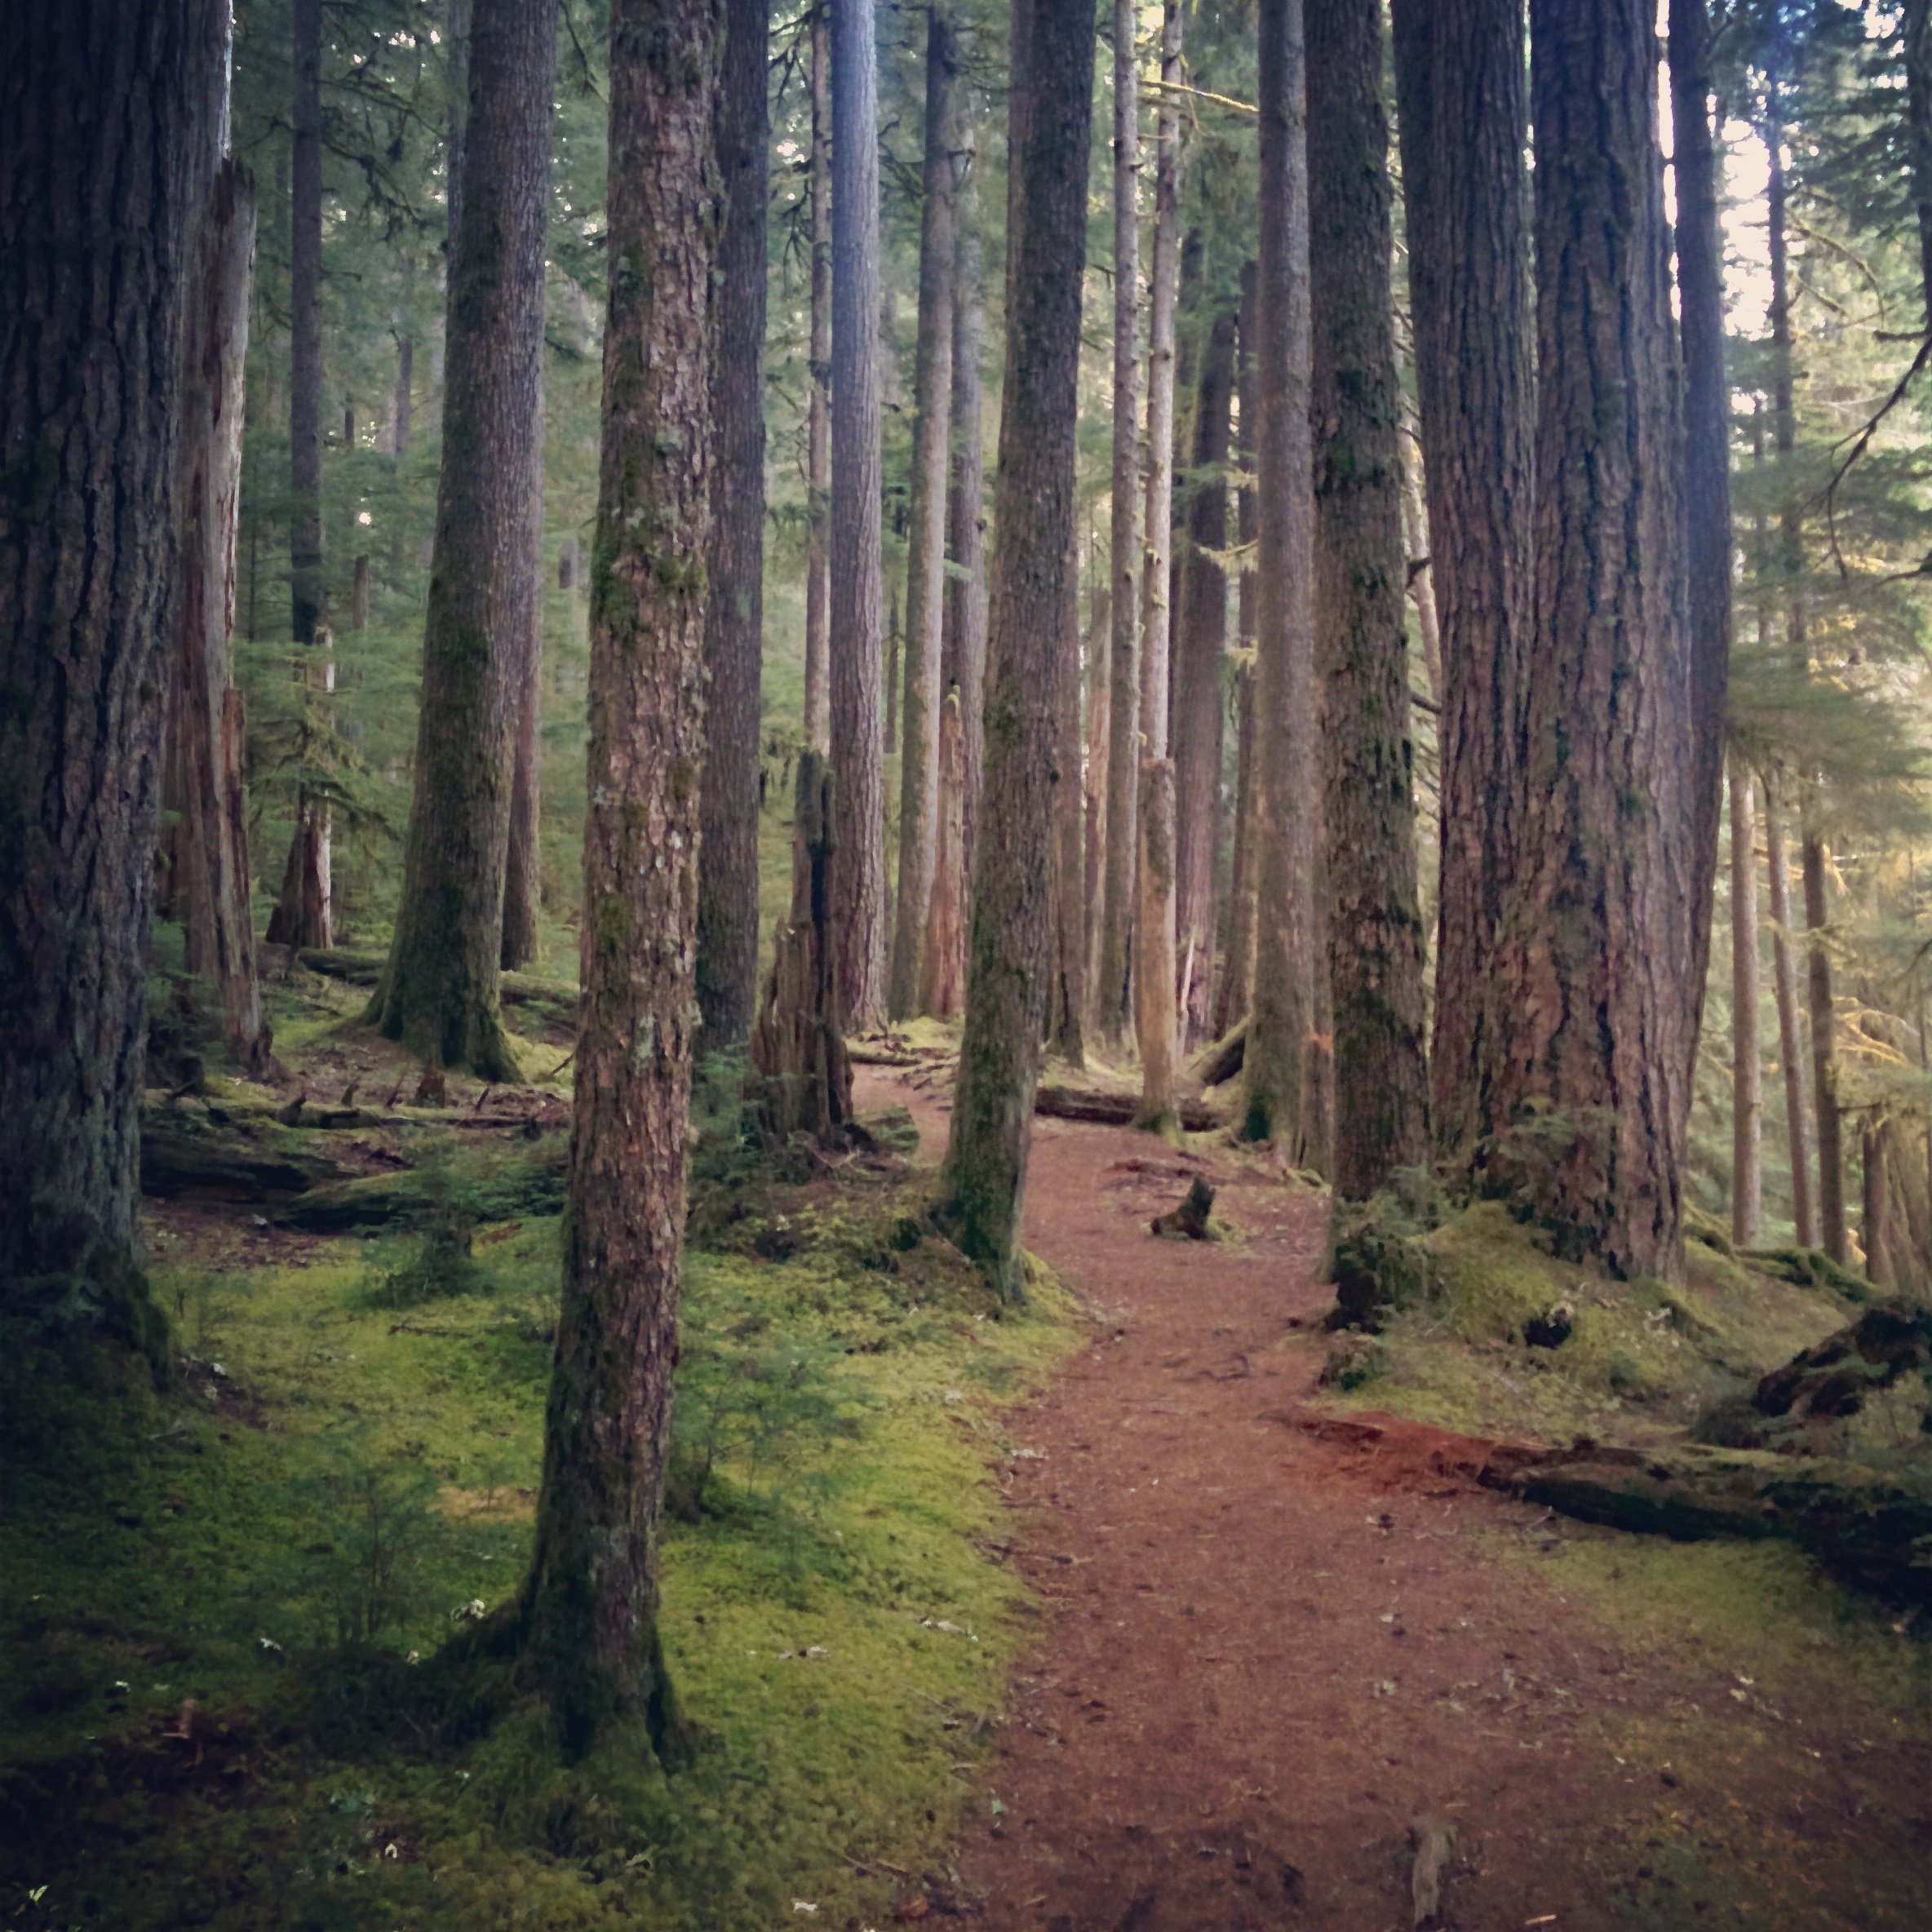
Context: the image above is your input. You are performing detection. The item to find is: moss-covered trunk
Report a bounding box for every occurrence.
[518,0,718,1760]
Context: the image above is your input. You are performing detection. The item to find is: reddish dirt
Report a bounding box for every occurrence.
[856,1068,1932,1932]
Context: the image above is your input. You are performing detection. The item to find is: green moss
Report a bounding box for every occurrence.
[1,1168,1082,1929]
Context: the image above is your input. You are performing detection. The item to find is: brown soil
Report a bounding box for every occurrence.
[856,1068,1932,1932]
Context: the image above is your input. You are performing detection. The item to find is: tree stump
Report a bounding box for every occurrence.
[1152,1174,1216,1239]
[751,751,856,1145]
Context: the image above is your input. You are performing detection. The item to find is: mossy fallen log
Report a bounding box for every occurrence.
[140,1113,350,1199]
[1513,1443,1932,1606]
[279,1139,568,1233]
[292,948,576,1012]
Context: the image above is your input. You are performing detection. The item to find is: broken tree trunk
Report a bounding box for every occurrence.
[751,751,856,1145]
[1151,1174,1216,1239]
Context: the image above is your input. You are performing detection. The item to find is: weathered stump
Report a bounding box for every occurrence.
[1152,1174,1216,1239]
[751,751,856,1146]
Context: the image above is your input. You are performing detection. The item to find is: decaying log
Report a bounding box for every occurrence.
[281,1140,568,1233]
[751,751,857,1145]
[1152,1175,1216,1239]
[1034,1083,1221,1132]
[292,947,575,1013]
[1192,1019,1247,1090]
[140,1114,349,1200]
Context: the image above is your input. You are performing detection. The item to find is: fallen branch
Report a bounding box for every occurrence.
[1034,1083,1220,1132]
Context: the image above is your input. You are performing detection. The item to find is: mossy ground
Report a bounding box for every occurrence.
[1,1106,1083,1930]
[1323,1199,1876,1447]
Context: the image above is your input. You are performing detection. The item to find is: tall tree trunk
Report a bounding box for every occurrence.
[925,149,986,1011]
[167,160,268,1075]
[1670,0,1733,1033]
[1391,0,1534,1167]
[1762,769,1815,1247]
[272,0,332,950]
[696,0,769,1047]
[518,0,718,1762]
[1244,0,1318,1154]
[937,0,1092,1297]
[1097,0,1141,1047]
[1173,308,1235,1050]
[1862,1115,1894,1287]
[0,0,225,1349]
[1307,0,1429,1201]
[1730,764,1762,1246]
[805,1,832,753]
[1216,259,1261,1040]
[499,381,545,971]
[1050,522,1087,1063]
[829,0,888,1027]
[1904,2,1932,324]
[889,9,957,1019]
[1804,820,1848,1263]
[371,0,555,1080]
[1083,577,1111,1033]
[1134,0,1183,1132]
[1485,0,1694,1278]
[393,331,414,459]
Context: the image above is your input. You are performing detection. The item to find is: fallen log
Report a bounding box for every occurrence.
[1190,1020,1247,1091]
[1034,1083,1221,1133]
[281,1140,568,1233]
[291,947,576,1012]
[140,1115,349,1200]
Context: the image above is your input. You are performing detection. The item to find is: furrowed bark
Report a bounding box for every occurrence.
[0,0,226,1353]
[372,0,556,1082]
[518,0,720,1763]
[1083,578,1111,1035]
[696,0,769,1047]
[1244,0,1318,1156]
[500,381,546,972]
[829,0,888,1027]
[1804,820,1848,1265]
[1763,769,1815,1247]
[1730,766,1763,1247]
[805,2,831,753]
[1390,0,1534,1167]
[888,9,957,1021]
[937,0,1093,1299]
[1308,0,1429,1200]
[1050,522,1086,1065]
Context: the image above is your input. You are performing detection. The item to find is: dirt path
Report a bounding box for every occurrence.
[857,1069,1932,1932]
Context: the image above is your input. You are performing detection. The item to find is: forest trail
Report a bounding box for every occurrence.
[855,1068,1932,1932]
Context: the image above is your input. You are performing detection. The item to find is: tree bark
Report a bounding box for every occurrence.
[518,0,719,1763]
[805,1,832,753]
[1730,765,1763,1246]
[1483,0,1695,1278]
[1173,307,1234,1050]
[937,0,1092,1298]
[1670,0,1733,1035]
[888,9,957,1020]
[0,0,225,1347]
[1216,259,1261,1040]
[1097,0,1142,1048]
[1762,769,1816,1247]
[1390,0,1534,1167]
[1050,521,1086,1064]
[1243,0,1318,1156]
[1134,0,1183,1132]
[166,160,268,1076]
[1804,821,1848,1264]
[1083,577,1111,1033]
[695,0,769,1047]
[829,0,888,1027]
[1862,1116,1894,1287]
[1396,419,1442,704]
[1308,0,1429,1201]
[371,0,555,1082]
[393,331,414,459]
[500,380,545,971]
[1904,2,1932,324]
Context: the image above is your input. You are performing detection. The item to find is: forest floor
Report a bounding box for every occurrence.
[855,1066,1932,1932]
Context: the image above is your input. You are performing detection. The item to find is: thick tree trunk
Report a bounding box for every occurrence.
[1216,259,1261,1041]
[695,0,769,1048]
[1671,0,1733,1035]
[1307,0,1429,1201]
[1050,523,1086,1065]
[0,0,225,1346]
[1134,0,1183,1132]
[518,0,719,1763]
[805,2,832,753]
[1803,822,1848,1265]
[829,0,888,1027]
[1762,770,1815,1247]
[1483,0,1695,1279]
[1173,308,1234,1051]
[1862,1117,1894,1287]
[1243,0,1318,1156]
[371,0,555,1082]
[1730,766,1763,1246]
[937,0,1092,1298]
[167,161,269,1076]
[888,10,957,1020]
[272,0,332,950]
[1391,0,1534,1168]
[1097,0,1142,1048]
[500,383,545,972]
